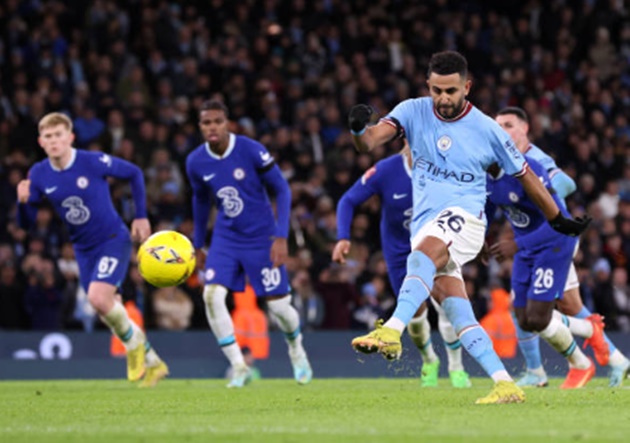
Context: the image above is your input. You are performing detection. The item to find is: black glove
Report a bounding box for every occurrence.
[549,212,592,237]
[348,104,373,134]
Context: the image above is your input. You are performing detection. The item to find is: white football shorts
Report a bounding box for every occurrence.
[410,206,485,280]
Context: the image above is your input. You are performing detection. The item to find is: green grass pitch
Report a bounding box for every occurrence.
[1,378,629,443]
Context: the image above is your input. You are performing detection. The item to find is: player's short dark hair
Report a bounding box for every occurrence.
[427,51,468,77]
[497,106,529,124]
[200,99,229,117]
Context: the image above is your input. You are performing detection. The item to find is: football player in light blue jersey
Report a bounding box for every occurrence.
[348,51,590,404]
[486,157,608,389]
[16,112,168,387]
[187,100,312,388]
[333,145,471,388]
[495,107,630,387]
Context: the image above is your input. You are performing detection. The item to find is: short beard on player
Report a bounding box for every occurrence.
[437,97,465,119]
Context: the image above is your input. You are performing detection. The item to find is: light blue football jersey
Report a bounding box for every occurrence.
[385,97,526,236]
[523,144,558,174]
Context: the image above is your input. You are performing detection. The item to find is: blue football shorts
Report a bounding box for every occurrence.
[204,239,290,297]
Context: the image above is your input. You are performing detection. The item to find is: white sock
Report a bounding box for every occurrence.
[101,302,144,351]
[530,366,547,377]
[203,284,244,367]
[267,295,305,358]
[538,318,590,369]
[383,317,406,333]
[553,310,593,338]
[609,349,628,367]
[407,311,438,363]
[491,370,513,383]
[432,298,464,371]
[145,344,161,367]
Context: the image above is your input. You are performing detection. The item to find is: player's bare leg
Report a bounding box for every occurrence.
[203,284,251,388]
[267,294,313,384]
[516,301,595,389]
[90,282,165,383]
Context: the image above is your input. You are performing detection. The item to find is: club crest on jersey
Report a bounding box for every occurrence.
[77,176,89,189]
[233,168,245,180]
[99,154,112,167]
[437,135,452,152]
[205,268,215,281]
[509,192,519,202]
[361,166,377,185]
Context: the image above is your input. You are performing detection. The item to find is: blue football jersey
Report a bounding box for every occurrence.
[486,156,569,244]
[337,153,412,266]
[186,133,284,247]
[25,149,143,250]
[385,98,526,236]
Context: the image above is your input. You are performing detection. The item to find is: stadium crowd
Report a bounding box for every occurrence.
[0,0,629,334]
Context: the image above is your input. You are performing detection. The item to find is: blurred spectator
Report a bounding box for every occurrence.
[0,263,27,329]
[23,259,63,330]
[151,286,194,330]
[612,267,630,332]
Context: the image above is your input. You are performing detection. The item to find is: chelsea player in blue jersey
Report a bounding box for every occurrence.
[16,112,168,387]
[186,100,312,388]
[347,51,590,404]
[333,145,471,388]
[486,157,608,389]
[494,107,630,387]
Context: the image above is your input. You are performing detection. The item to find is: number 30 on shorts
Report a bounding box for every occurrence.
[261,267,281,292]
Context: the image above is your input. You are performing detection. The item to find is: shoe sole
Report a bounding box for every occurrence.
[475,394,525,405]
[352,339,401,360]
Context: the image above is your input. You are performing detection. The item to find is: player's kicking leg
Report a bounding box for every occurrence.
[203,284,252,388]
[432,298,471,388]
[267,295,313,385]
[91,282,168,385]
[407,300,471,388]
[440,295,524,404]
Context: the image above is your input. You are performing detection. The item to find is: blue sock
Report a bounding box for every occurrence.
[391,251,435,326]
[574,306,617,354]
[512,312,542,370]
[443,297,506,378]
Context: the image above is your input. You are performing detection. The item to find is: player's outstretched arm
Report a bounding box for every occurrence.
[517,168,590,236]
[348,105,397,153]
[261,164,291,240]
[107,157,148,222]
[332,239,351,264]
[549,169,577,199]
[16,178,40,229]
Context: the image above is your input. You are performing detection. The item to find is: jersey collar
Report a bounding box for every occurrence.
[49,148,77,171]
[432,101,473,122]
[205,133,235,160]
